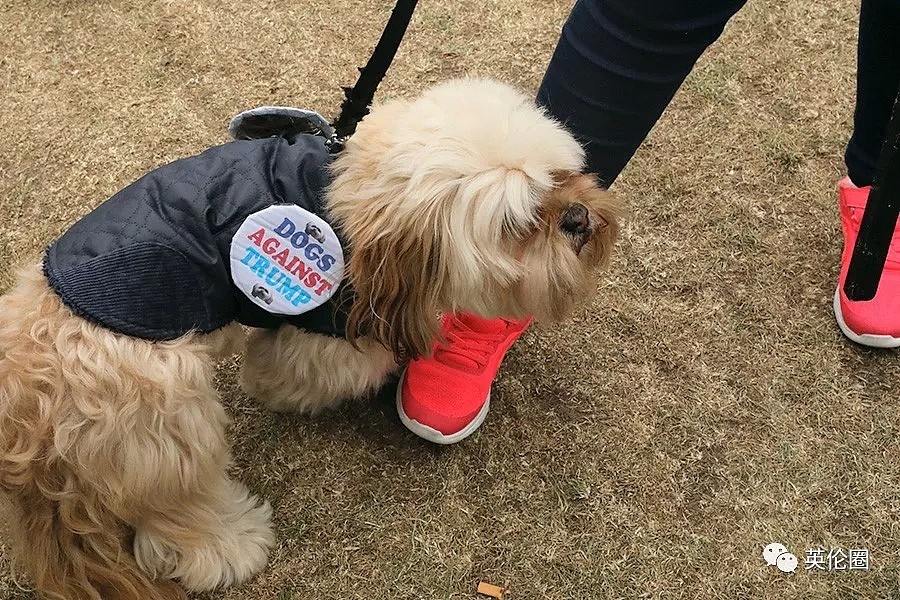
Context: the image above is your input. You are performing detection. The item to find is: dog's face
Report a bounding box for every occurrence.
[328,78,623,359]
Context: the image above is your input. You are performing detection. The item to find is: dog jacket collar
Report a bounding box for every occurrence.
[228,106,335,146]
[44,131,352,341]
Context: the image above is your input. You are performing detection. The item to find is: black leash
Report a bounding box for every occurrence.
[328,0,420,152]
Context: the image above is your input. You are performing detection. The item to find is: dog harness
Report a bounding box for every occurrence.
[44,122,352,341]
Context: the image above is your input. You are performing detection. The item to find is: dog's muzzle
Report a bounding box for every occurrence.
[560,203,593,253]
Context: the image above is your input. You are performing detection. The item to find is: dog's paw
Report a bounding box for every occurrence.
[134,528,180,582]
[134,480,275,592]
[178,480,275,592]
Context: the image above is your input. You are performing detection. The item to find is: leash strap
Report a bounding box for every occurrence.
[329,0,420,149]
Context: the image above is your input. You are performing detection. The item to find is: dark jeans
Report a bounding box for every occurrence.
[537,0,900,188]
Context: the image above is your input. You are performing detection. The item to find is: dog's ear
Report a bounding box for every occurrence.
[343,223,442,361]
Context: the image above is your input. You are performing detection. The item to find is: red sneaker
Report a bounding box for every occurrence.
[397,313,532,444]
[834,177,900,347]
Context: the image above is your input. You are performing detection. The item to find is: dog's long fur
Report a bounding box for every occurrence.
[329,79,621,358]
[0,78,622,599]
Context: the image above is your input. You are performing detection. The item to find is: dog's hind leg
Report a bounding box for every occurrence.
[113,327,274,593]
[81,322,272,594]
[0,265,271,599]
[240,326,397,413]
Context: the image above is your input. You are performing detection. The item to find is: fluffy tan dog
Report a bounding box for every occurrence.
[0,78,622,600]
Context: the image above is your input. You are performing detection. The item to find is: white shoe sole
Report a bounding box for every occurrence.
[395,370,490,445]
[832,289,900,348]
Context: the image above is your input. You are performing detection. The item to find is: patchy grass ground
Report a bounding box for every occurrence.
[1,0,898,598]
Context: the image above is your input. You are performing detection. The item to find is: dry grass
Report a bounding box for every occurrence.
[1,0,899,598]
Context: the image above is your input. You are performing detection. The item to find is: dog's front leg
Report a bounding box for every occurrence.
[240,326,397,413]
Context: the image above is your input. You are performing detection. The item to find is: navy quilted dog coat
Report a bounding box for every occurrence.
[44,132,350,340]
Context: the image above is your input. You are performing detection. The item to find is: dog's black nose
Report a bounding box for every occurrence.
[560,203,590,235]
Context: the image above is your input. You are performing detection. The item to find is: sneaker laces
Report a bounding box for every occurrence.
[433,318,510,372]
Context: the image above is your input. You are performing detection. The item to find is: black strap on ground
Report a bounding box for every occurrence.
[843,90,900,301]
[331,0,420,142]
